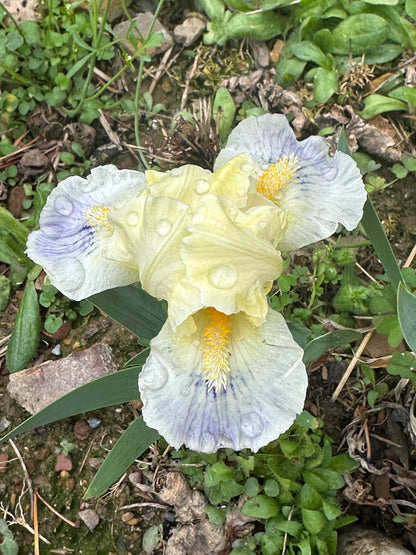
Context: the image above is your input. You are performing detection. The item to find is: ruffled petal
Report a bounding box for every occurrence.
[146,154,254,209]
[139,307,307,453]
[26,165,145,299]
[215,114,366,250]
[180,194,285,325]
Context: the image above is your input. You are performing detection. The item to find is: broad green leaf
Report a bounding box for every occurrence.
[242,494,279,519]
[0,207,29,247]
[361,198,403,292]
[406,0,416,20]
[364,0,398,4]
[0,354,148,444]
[84,416,159,499]
[359,94,407,119]
[329,453,360,474]
[302,508,326,534]
[402,156,416,172]
[6,279,40,373]
[227,11,285,41]
[213,86,236,145]
[266,517,303,537]
[313,67,338,104]
[295,41,328,67]
[20,20,41,44]
[303,329,361,366]
[205,506,226,526]
[89,283,166,340]
[397,283,416,351]
[332,14,388,54]
[389,86,416,107]
[0,274,10,311]
[300,483,321,510]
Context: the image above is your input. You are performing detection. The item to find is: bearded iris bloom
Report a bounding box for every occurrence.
[26,113,366,455]
[214,113,367,251]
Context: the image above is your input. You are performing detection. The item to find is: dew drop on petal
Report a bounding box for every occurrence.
[126,211,140,227]
[195,179,210,195]
[241,412,263,438]
[54,196,73,216]
[208,265,237,289]
[53,257,86,291]
[156,219,172,236]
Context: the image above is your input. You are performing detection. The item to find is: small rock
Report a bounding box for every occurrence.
[7,344,117,414]
[0,454,8,473]
[55,453,72,472]
[0,416,11,433]
[113,13,173,57]
[121,511,135,523]
[249,40,270,68]
[24,458,36,474]
[126,517,139,526]
[173,16,205,47]
[128,471,142,487]
[51,344,61,356]
[337,526,413,554]
[60,470,70,479]
[79,509,100,531]
[34,448,49,462]
[74,420,91,440]
[88,457,104,469]
[87,417,101,429]
[65,477,75,492]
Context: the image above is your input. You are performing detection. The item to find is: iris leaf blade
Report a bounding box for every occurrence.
[303,329,362,366]
[88,283,166,340]
[397,283,416,351]
[84,416,159,499]
[0,355,147,444]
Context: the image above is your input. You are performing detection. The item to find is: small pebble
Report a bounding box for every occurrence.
[60,470,70,479]
[51,344,61,356]
[0,453,8,473]
[74,419,91,440]
[79,508,100,531]
[55,453,72,472]
[87,417,101,429]
[121,511,135,523]
[0,416,11,433]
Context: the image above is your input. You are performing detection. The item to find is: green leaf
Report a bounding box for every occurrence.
[0,206,29,246]
[21,20,41,44]
[397,283,416,351]
[295,41,328,67]
[406,0,416,20]
[84,416,159,499]
[322,499,342,520]
[213,86,236,145]
[6,279,40,373]
[0,354,148,444]
[89,283,166,340]
[205,506,226,526]
[301,508,326,534]
[300,483,321,510]
[361,198,403,292]
[266,517,302,537]
[329,453,360,474]
[303,329,361,366]
[242,495,279,519]
[332,14,389,54]
[313,67,338,104]
[389,86,416,107]
[364,0,398,3]
[402,156,416,172]
[359,94,407,119]
[0,274,10,311]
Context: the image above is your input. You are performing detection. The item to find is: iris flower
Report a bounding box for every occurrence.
[26,113,366,454]
[214,113,367,251]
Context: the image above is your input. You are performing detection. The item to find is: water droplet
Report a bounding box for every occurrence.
[54,196,73,216]
[195,179,210,195]
[126,211,140,226]
[241,412,263,438]
[208,265,237,289]
[53,257,85,291]
[156,219,172,236]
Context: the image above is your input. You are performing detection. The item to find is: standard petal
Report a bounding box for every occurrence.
[181,195,284,325]
[215,114,366,250]
[146,154,254,209]
[139,307,307,453]
[26,165,145,299]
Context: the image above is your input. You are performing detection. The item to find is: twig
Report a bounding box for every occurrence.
[332,330,374,402]
[118,502,169,511]
[404,244,416,268]
[34,489,39,555]
[36,491,80,528]
[8,439,34,514]
[281,506,294,555]
[180,53,200,111]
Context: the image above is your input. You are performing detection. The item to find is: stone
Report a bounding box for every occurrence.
[55,453,72,472]
[79,509,100,531]
[7,344,117,414]
[337,526,413,555]
[173,17,205,47]
[113,12,173,57]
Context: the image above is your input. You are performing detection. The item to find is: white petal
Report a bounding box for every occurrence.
[139,308,307,453]
[215,114,367,250]
[26,166,145,299]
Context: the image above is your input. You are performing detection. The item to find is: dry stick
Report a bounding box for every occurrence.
[180,53,200,111]
[36,491,80,528]
[404,243,416,268]
[148,46,177,96]
[8,439,34,514]
[33,490,40,555]
[331,330,374,402]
